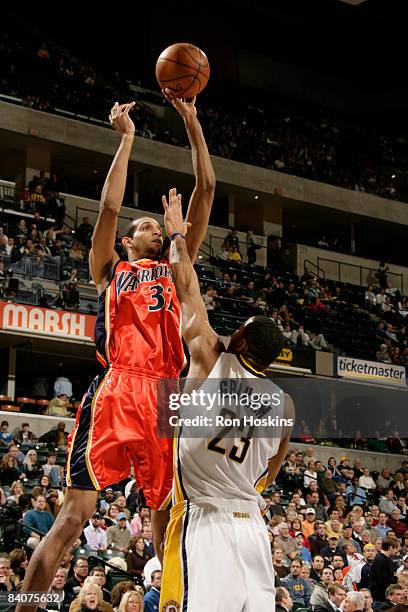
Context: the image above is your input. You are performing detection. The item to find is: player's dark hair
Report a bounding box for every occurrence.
[123,219,137,239]
[243,316,285,366]
[122,219,168,258]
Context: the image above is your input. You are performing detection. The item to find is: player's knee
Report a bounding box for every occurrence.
[53,507,89,543]
[61,490,97,526]
[52,513,81,542]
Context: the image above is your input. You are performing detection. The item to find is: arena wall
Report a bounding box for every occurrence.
[1,101,408,226]
[1,411,404,472]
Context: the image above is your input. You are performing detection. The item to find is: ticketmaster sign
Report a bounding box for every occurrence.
[337,356,406,385]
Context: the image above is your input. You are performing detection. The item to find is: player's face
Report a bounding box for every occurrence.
[124,218,163,259]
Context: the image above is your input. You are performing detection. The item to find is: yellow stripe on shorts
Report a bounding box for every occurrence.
[160,501,186,611]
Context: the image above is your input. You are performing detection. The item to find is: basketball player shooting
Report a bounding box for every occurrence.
[159,188,294,611]
[17,97,215,612]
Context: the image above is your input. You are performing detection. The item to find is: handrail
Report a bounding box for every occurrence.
[209,232,267,264]
[75,204,137,233]
[19,518,47,538]
[198,240,212,258]
[317,256,404,293]
[86,554,143,586]
[304,258,325,279]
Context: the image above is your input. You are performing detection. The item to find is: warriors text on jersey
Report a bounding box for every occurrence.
[95,258,185,375]
[66,257,185,510]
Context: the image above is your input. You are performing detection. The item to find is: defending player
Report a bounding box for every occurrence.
[17,95,215,612]
[159,189,294,611]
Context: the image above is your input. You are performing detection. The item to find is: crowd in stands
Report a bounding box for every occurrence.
[0,183,95,309]
[2,433,408,609]
[2,196,408,367]
[1,20,407,205]
[0,25,161,145]
[202,230,408,364]
[0,371,87,418]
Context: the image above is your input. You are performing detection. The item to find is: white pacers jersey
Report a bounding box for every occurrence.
[160,352,285,612]
[173,352,285,507]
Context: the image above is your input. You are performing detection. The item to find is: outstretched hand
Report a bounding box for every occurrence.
[109,101,136,136]
[162,88,197,121]
[162,187,191,236]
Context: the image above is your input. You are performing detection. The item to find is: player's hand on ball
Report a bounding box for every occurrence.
[162,187,191,236]
[109,101,136,136]
[162,88,197,120]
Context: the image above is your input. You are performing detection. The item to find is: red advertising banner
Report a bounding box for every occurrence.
[0,301,95,342]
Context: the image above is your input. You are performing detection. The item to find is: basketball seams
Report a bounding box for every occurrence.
[156,43,210,97]
[157,57,202,71]
[158,74,197,83]
[178,75,200,98]
[180,44,209,69]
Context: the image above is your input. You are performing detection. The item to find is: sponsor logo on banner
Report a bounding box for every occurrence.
[337,355,406,384]
[275,348,293,364]
[0,301,95,342]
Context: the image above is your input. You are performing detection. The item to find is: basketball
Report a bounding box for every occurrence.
[155,42,210,98]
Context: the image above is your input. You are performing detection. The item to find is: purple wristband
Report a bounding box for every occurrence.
[170,232,186,241]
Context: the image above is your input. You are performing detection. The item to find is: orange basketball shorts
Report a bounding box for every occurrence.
[66,365,174,510]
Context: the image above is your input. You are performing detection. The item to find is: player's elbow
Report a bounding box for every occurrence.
[99,199,120,214]
[197,176,216,194]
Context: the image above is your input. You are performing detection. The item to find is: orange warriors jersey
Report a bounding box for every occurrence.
[95,258,185,375]
[66,257,186,509]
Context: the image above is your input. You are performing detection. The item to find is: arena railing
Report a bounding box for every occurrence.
[303,259,326,279]
[0,184,76,230]
[317,256,404,293]
[208,233,267,264]
[86,554,145,590]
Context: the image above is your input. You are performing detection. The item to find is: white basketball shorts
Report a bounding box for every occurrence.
[160,497,276,612]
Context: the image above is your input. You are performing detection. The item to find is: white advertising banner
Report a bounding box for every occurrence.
[337,356,406,385]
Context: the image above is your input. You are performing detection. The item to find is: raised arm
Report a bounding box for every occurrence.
[89,102,135,293]
[162,188,221,378]
[162,90,215,264]
[266,393,295,486]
